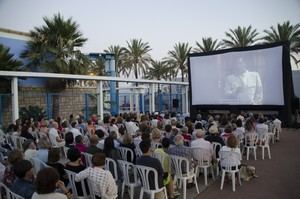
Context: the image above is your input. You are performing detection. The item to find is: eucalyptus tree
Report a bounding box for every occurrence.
[222,25,260,48]
[263,21,300,66]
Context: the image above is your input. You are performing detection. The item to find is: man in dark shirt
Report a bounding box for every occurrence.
[136,140,164,190]
[10,160,35,199]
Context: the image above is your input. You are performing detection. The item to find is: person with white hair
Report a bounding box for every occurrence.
[191,129,213,160]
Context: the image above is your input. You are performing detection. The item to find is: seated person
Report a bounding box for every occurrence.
[32,168,71,199]
[10,160,35,199]
[86,135,103,155]
[75,135,87,153]
[219,135,242,169]
[47,147,68,185]
[65,132,75,148]
[36,136,51,163]
[3,149,23,187]
[120,133,136,163]
[75,153,117,199]
[136,140,165,198]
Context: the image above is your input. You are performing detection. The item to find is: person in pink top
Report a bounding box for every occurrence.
[75,135,87,153]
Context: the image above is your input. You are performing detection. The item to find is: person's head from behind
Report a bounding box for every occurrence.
[67,147,81,162]
[165,124,172,133]
[236,119,243,128]
[38,136,51,149]
[227,135,238,148]
[174,135,184,146]
[104,136,115,151]
[13,159,33,180]
[258,117,264,124]
[95,129,105,139]
[75,135,83,144]
[71,121,77,128]
[89,135,99,146]
[139,140,151,154]
[195,122,203,130]
[161,138,170,149]
[48,147,60,163]
[224,125,232,134]
[36,168,60,194]
[65,132,74,145]
[151,128,161,140]
[122,133,133,145]
[195,129,205,139]
[118,125,126,136]
[23,140,36,152]
[8,149,23,165]
[92,153,106,167]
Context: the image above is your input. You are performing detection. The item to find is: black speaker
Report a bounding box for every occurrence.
[173,99,179,108]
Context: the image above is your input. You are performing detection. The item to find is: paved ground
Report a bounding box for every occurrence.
[191,128,300,199]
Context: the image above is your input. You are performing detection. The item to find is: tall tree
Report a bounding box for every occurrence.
[104,45,127,76]
[222,25,260,48]
[145,60,170,80]
[167,42,191,82]
[21,13,90,88]
[194,37,221,52]
[124,39,152,80]
[0,44,23,92]
[263,21,300,66]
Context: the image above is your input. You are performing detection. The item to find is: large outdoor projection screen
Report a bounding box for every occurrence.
[189,45,285,106]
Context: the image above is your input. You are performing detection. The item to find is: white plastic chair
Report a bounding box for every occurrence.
[118,147,134,162]
[219,151,242,192]
[63,146,70,158]
[64,169,93,199]
[30,157,49,176]
[258,134,271,160]
[212,142,222,176]
[0,182,25,199]
[105,157,119,182]
[244,133,258,160]
[135,147,143,158]
[192,147,215,186]
[117,160,140,199]
[170,155,199,199]
[273,125,281,141]
[82,152,93,167]
[135,165,168,199]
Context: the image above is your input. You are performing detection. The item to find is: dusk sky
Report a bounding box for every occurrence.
[0,0,299,59]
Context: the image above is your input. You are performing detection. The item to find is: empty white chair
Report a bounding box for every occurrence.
[219,151,242,192]
[170,155,199,199]
[192,147,215,186]
[117,160,140,199]
[0,182,25,199]
[105,157,119,182]
[118,147,134,162]
[258,133,271,160]
[30,157,49,176]
[135,165,168,199]
[64,169,92,199]
[244,133,258,160]
[82,152,93,167]
[273,125,281,141]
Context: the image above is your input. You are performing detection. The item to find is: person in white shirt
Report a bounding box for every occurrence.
[48,122,65,147]
[75,153,118,199]
[124,119,139,136]
[70,121,82,140]
[219,135,242,167]
[256,118,268,140]
[191,129,213,160]
[224,58,263,105]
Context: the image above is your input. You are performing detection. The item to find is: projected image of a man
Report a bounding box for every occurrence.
[224,58,263,104]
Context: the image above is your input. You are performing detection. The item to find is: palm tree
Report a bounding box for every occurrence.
[194,37,222,52]
[104,45,128,76]
[124,39,152,80]
[0,44,23,92]
[145,60,170,80]
[21,13,90,88]
[263,21,300,65]
[222,25,260,48]
[167,42,191,82]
